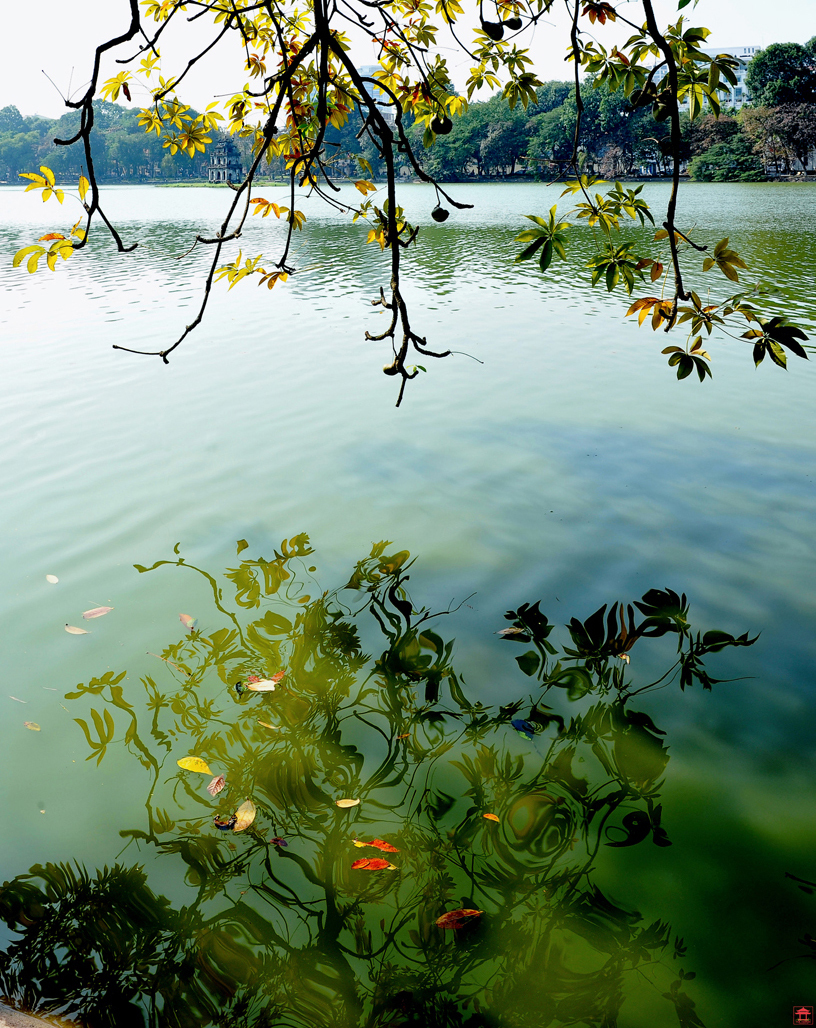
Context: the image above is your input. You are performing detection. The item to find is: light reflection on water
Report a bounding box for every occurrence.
[0,180,814,1024]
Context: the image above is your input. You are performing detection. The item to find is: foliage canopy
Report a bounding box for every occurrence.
[10,0,812,402]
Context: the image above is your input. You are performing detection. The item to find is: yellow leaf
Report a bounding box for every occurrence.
[233,800,256,832]
[39,233,66,242]
[40,166,55,187]
[177,756,213,775]
[24,722,41,731]
[78,176,90,201]
[257,720,281,730]
[354,180,377,196]
[483,813,500,822]
[335,798,360,808]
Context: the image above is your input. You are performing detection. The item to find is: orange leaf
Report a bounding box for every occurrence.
[354,838,399,853]
[352,857,395,870]
[483,813,500,822]
[38,233,66,242]
[435,909,483,929]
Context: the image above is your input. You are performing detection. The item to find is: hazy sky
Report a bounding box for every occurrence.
[1,0,814,119]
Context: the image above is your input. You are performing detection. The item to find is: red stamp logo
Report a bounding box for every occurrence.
[794,1007,814,1026]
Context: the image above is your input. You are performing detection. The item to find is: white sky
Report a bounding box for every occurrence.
[1,0,814,120]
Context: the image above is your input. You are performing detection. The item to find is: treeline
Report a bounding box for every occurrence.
[0,102,206,183]
[2,35,815,186]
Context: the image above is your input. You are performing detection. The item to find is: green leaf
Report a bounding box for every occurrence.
[516,650,541,677]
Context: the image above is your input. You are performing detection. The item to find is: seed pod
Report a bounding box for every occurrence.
[383,362,400,376]
[430,115,453,135]
[431,205,450,223]
[481,19,504,40]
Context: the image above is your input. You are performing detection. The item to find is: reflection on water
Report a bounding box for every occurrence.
[0,539,759,1027]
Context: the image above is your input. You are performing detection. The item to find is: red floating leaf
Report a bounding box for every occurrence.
[351,857,396,870]
[483,813,500,823]
[435,909,483,929]
[369,838,399,853]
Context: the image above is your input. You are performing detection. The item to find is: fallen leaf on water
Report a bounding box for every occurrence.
[246,671,285,692]
[511,718,535,740]
[207,775,226,796]
[233,800,256,832]
[483,813,500,823]
[214,814,236,831]
[9,696,27,704]
[82,606,113,620]
[258,720,281,730]
[353,838,399,853]
[24,722,41,731]
[177,756,213,775]
[46,574,59,584]
[65,625,88,635]
[498,626,527,636]
[179,614,197,630]
[435,909,483,930]
[335,798,361,809]
[43,688,57,692]
[397,733,410,740]
[351,858,396,870]
[270,836,288,847]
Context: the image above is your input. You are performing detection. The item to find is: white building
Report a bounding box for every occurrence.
[357,65,398,126]
[696,46,760,110]
[655,46,760,111]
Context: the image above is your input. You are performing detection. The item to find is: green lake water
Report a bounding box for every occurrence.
[0,181,814,1026]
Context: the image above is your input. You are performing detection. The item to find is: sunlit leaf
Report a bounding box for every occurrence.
[177,756,213,775]
[65,625,89,635]
[38,233,66,242]
[24,722,41,731]
[233,799,256,832]
[82,606,113,619]
[46,574,59,584]
[483,813,500,822]
[78,175,90,201]
[207,774,226,796]
[258,720,281,730]
[336,798,361,808]
[435,909,483,929]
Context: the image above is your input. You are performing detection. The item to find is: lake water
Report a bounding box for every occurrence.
[0,181,815,1026]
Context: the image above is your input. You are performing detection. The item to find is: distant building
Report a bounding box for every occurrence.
[208,139,243,183]
[655,46,759,111]
[697,46,760,109]
[357,65,397,126]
